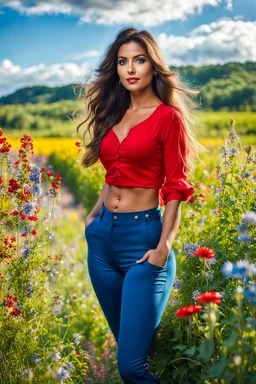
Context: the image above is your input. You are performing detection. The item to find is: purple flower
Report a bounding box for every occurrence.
[173,279,181,290]
[208,257,217,265]
[192,290,201,300]
[55,367,70,381]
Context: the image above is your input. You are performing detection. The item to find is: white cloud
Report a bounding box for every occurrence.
[0,0,225,27]
[67,50,102,61]
[158,19,256,66]
[0,59,94,98]
[1,18,254,98]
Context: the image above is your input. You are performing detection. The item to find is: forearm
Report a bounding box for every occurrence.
[87,181,109,217]
[156,200,181,252]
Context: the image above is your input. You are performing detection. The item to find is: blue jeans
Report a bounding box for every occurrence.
[84,201,176,384]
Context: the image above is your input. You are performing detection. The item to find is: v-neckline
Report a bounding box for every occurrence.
[111,102,164,145]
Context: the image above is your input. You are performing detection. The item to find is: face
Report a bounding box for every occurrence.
[117,41,155,90]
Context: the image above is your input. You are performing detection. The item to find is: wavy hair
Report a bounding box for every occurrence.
[74,27,207,172]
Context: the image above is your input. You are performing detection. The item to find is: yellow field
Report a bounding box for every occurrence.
[6,137,227,156]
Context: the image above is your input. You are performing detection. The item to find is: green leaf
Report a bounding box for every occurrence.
[223,335,239,347]
[184,346,196,356]
[199,339,214,362]
[208,358,228,377]
[172,344,187,351]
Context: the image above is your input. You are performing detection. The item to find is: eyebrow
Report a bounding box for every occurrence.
[117,54,147,59]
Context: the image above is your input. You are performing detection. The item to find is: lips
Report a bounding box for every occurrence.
[127,78,139,84]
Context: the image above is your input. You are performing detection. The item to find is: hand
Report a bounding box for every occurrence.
[85,215,96,229]
[136,247,169,267]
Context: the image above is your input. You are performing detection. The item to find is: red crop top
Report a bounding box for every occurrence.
[99,102,195,206]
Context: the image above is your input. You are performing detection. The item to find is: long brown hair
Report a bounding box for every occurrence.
[74,27,206,172]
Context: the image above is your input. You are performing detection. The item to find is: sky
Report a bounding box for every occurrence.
[0,0,255,98]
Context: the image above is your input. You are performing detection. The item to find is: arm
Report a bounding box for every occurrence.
[86,181,109,219]
[157,109,195,253]
[156,200,181,253]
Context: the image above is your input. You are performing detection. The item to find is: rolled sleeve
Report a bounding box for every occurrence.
[159,109,195,206]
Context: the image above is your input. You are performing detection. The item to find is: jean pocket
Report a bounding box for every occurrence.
[85,215,99,236]
[144,219,162,247]
[144,258,168,269]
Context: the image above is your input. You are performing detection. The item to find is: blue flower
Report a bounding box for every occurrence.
[241,211,256,226]
[30,184,43,195]
[23,202,36,215]
[22,247,30,258]
[29,165,41,184]
[222,259,256,281]
[244,283,256,305]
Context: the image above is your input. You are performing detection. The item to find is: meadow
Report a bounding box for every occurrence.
[0,114,255,383]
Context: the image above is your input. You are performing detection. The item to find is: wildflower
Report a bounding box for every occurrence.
[193,247,215,259]
[175,305,203,318]
[51,352,61,361]
[228,126,239,143]
[55,367,70,381]
[65,362,75,371]
[3,295,18,306]
[208,257,217,265]
[169,300,176,306]
[221,145,229,157]
[206,270,214,279]
[244,282,256,305]
[241,210,256,226]
[29,165,42,184]
[75,141,82,147]
[183,243,200,257]
[197,291,223,305]
[222,259,256,280]
[22,202,36,215]
[237,231,253,243]
[32,354,41,364]
[21,368,34,381]
[241,171,251,179]
[73,333,82,345]
[173,279,181,290]
[233,355,242,366]
[192,290,201,301]
[228,147,239,156]
[22,247,30,258]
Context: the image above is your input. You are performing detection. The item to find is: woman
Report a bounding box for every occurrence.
[76,27,204,384]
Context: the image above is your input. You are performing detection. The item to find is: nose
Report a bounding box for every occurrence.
[127,62,135,75]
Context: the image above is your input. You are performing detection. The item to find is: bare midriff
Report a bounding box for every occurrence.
[104,185,159,212]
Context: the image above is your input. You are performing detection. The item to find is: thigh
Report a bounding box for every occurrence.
[118,249,176,360]
[85,216,125,343]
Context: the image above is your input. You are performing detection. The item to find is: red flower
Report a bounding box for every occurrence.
[75,141,81,147]
[3,295,18,306]
[193,247,215,259]
[197,291,223,305]
[31,229,37,236]
[175,305,203,318]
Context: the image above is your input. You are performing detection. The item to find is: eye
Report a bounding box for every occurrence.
[118,58,145,65]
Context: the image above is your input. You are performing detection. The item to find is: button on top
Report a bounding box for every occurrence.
[134,215,139,220]
[113,216,117,220]
[145,213,149,218]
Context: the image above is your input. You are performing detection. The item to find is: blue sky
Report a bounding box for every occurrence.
[0,0,255,98]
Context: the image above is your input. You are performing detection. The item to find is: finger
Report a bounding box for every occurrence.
[136,252,150,263]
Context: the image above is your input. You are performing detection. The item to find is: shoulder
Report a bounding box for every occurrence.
[159,104,184,126]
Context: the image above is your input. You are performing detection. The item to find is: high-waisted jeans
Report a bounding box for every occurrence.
[84,201,176,384]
